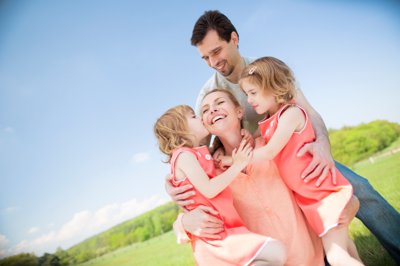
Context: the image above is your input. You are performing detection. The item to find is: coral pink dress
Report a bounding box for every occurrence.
[170,146,270,266]
[259,103,353,236]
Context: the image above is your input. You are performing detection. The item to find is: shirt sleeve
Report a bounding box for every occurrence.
[195,74,218,115]
[173,212,192,244]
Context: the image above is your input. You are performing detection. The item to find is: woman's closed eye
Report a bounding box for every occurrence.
[202,107,209,114]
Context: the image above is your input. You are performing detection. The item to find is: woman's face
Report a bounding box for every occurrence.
[200,91,243,135]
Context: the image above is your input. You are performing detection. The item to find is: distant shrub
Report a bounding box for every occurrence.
[330,120,400,165]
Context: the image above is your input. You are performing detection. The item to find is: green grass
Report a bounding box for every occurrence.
[78,231,194,266]
[348,151,400,266]
[79,151,400,266]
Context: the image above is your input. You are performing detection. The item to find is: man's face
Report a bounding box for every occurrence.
[197,30,239,77]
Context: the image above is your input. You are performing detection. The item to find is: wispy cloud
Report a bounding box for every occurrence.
[2,195,168,258]
[3,206,19,213]
[0,234,10,258]
[3,127,14,134]
[28,227,40,235]
[131,152,150,163]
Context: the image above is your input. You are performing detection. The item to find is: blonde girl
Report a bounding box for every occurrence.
[154,104,286,266]
[238,57,363,266]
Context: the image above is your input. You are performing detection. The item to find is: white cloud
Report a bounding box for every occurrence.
[28,227,40,234]
[3,206,19,212]
[3,127,14,134]
[131,152,150,163]
[0,234,10,258]
[0,234,9,248]
[3,195,169,257]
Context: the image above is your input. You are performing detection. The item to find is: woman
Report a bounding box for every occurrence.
[167,88,336,265]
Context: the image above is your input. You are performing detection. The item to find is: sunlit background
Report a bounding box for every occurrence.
[1,0,399,257]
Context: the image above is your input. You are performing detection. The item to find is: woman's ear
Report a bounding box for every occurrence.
[236,107,244,120]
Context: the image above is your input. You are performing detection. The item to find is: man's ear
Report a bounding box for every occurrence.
[230,31,239,46]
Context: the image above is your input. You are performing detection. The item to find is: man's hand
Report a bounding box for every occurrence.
[297,140,336,186]
[182,206,224,239]
[165,174,195,207]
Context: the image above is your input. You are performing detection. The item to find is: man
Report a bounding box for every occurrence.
[167,10,400,262]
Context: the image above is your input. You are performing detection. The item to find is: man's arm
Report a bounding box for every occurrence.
[295,88,337,186]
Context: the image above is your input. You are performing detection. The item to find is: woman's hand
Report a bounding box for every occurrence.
[182,206,224,239]
[165,174,195,207]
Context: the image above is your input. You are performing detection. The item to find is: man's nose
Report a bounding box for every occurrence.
[209,55,218,68]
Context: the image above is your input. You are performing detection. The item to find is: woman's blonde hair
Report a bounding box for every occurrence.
[202,87,242,109]
[153,105,195,161]
[239,56,296,104]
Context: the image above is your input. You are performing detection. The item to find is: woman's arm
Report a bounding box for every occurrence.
[177,140,252,198]
[253,106,304,161]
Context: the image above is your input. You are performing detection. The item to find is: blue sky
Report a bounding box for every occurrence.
[0,0,399,257]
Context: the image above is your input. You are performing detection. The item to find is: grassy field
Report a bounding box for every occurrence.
[79,151,399,266]
[78,231,194,266]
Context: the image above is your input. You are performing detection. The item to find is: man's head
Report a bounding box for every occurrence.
[191,10,239,46]
[191,10,242,78]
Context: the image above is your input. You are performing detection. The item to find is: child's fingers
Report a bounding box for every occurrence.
[232,148,237,157]
[239,138,248,150]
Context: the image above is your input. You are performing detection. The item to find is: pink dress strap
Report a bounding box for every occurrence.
[170,147,198,179]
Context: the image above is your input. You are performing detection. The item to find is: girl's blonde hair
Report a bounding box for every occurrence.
[239,56,296,104]
[154,105,195,161]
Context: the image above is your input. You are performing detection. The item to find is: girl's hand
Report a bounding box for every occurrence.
[212,147,232,170]
[241,128,255,148]
[218,155,233,170]
[213,147,225,165]
[232,139,253,170]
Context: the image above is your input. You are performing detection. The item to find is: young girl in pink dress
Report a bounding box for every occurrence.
[238,57,364,266]
[154,105,286,266]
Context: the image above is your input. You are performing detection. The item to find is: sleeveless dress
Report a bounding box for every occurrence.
[170,146,270,266]
[258,104,353,237]
[230,138,324,266]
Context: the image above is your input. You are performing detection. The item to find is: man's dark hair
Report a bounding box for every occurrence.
[191,10,239,46]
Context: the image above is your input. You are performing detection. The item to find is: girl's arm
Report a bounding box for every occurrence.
[253,106,305,161]
[294,89,336,184]
[176,140,252,199]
